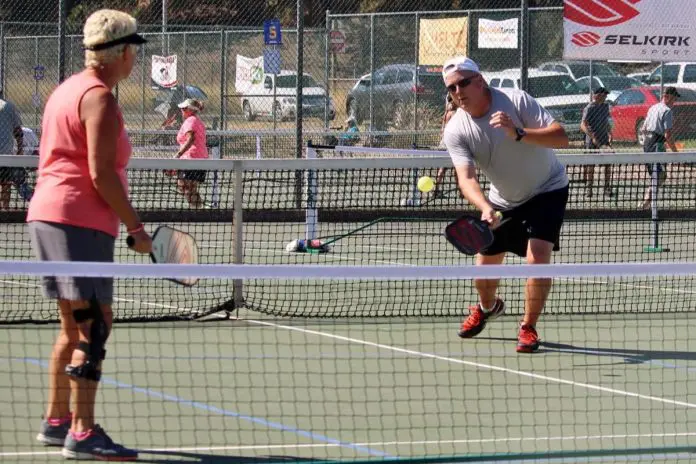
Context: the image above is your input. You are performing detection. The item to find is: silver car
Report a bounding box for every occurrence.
[345,64,446,129]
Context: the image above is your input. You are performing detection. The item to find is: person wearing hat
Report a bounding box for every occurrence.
[174,98,208,208]
[338,116,360,146]
[440,56,570,353]
[640,86,680,209]
[580,86,614,198]
[27,9,150,460]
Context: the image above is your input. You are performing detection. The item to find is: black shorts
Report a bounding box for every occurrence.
[482,185,569,258]
[646,163,665,175]
[177,170,206,183]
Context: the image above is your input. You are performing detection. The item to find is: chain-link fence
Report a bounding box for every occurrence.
[0,1,667,157]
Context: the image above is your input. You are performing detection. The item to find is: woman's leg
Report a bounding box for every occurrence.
[45,300,79,419]
[68,302,113,433]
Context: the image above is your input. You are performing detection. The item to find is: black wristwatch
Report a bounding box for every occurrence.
[515,127,526,142]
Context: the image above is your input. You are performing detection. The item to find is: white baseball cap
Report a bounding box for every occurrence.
[177,98,203,112]
[442,56,480,81]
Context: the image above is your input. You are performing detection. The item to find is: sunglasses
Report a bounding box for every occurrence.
[446,76,475,92]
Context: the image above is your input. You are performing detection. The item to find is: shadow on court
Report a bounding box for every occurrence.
[136,451,321,464]
[542,341,696,364]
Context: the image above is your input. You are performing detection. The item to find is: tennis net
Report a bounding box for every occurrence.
[0,150,695,322]
[1,261,696,463]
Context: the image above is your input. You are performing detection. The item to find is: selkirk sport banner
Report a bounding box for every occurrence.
[564,0,696,61]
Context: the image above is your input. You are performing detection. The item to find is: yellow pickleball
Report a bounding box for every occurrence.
[417,176,435,193]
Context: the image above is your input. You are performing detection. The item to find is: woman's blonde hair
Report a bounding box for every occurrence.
[83,9,138,68]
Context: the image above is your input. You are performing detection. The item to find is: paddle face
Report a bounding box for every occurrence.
[445,215,495,256]
[151,226,199,286]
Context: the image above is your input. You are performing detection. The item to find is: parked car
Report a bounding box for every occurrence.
[610,86,696,144]
[345,64,446,129]
[484,68,588,138]
[240,71,335,121]
[642,62,696,90]
[538,61,620,80]
[627,72,651,83]
[574,75,643,102]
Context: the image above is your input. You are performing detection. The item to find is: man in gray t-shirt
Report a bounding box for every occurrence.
[639,86,680,209]
[441,56,570,353]
[580,86,614,198]
[0,98,24,210]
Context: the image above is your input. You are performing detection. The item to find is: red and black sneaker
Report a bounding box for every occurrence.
[458,298,506,338]
[516,323,540,353]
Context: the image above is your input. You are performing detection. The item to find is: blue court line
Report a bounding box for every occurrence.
[18,358,393,459]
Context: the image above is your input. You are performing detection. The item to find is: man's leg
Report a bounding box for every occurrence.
[458,252,507,338]
[523,239,554,327]
[475,252,506,309]
[583,165,595,198]
[603,165,613,195]
[0,183,10,209]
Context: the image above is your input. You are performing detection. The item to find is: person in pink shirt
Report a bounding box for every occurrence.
[174,98,208,208]
[27,9,151,461]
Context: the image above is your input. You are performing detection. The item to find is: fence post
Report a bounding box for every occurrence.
[233,160,245,310]
[413,12,420,148]
[369,14,375,140]
[0,22,4,98]
[519,0,529,92]
[296,0,305,160]
[58,0,67,83]
[324,9,330,130]
[219,30,227,132]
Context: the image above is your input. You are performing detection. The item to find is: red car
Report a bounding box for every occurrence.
[610,86,696,144]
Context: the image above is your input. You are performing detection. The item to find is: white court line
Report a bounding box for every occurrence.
[0,279,190,311]
[4,432,696,457]
[248,318,696,409]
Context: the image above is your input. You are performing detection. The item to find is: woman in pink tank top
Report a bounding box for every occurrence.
[27,10,150,461]
[173,98,208,207]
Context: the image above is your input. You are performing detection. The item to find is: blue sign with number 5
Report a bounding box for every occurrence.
[263,19,282,45]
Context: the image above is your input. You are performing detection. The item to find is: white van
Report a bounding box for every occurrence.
[643,62,696,90]
[240,71,335,121]
[483,68,589,138]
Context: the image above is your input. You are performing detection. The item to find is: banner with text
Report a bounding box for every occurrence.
[478,18,518,49]
[418,17,468,66]
[151,55,178,89]
[564,0,696,61]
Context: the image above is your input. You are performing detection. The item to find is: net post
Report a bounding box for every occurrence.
[210,143,220,207]
[233,160,244,310]
[643,162,669,253]
[305,143,318,239]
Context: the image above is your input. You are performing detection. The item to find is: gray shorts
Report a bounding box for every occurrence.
[28,221,116,304]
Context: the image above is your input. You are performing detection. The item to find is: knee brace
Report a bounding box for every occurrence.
[65,298,110,382]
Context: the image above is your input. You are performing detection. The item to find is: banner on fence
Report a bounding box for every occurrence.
[564,0,696,60]
[478,18,518,49]
[418,17,468,66]
[234,55,264,93]
[151,55,178,89]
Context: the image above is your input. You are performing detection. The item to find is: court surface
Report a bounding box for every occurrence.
[2,220,696,463]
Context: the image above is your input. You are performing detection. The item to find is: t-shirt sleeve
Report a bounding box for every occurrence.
[442,120,474,167]
[663,108,674,131]
[516,90,555,129]
[581,104,590,123]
